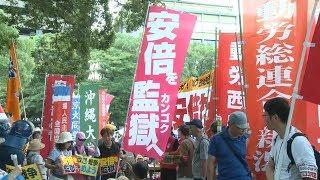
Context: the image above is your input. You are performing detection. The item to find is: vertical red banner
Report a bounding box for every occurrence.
[242,0,311,178]
[122,5,197,160]
[99,89,114,137]
[41,75,75,158]
[216,33,244,125]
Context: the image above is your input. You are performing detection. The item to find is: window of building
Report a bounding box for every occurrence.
[219,15,236,24]
[203,39,216,46]
[202,14,219,23]
[191,39,203,43]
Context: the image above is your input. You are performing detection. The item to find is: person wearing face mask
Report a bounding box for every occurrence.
[72,132,100,157]
[72,132,100,180]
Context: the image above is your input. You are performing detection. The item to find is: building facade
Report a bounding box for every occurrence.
[164,0,240,45]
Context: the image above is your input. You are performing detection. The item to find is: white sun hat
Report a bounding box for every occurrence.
[56,132,74,144]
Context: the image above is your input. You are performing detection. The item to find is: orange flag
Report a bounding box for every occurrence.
[5,43,21,122]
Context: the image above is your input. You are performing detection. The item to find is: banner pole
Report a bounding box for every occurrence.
[274,0,319,179]
[235,33,246,112]
[237,0,247,112]
[213,28,219,120]
[40,74,48,128]
[115,2,152,178]
[204,27,218,134]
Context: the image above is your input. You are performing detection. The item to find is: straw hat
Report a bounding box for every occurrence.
[28,139,45,151]
[0,137,5,144]
[56,132,74,144]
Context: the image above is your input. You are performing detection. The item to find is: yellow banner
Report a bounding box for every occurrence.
[179,71,213,92]
[60,155,80,174]
[77,155,100,177]
[99,155,119,175]
[6,164,42,180]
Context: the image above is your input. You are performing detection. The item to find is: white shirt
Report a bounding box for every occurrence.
[270,127,317,180]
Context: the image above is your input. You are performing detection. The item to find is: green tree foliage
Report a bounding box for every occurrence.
[182,43,215,80]
[0,9,18,52]
[115,0,163,32]
[23,33,89,120]
[90,33,140,126]
[3,0,115,68]
[0,37,36,108]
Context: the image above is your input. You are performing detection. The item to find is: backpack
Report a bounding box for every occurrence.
[287,133,320,179]
[275,133,320,179]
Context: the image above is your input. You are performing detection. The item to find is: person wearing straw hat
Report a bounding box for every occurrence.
[46,132,74,180]
[27,139,47,180]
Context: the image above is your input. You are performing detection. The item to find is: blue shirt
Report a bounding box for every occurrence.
[208,128,251,180]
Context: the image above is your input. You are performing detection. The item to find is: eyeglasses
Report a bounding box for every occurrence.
[235,126,247,132]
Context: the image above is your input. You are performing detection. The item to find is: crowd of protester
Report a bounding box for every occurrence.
[0,97,318,180]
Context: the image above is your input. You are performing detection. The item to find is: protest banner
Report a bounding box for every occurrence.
[242,0,319,178]
[41,75,75,158]
[60,155,80,174]
[6,164,42,180]
[99,155,119,175]
[122,5,197,159]
[216,33,244,125]
[175,72,214,133]
[77,155,100,177]
[80,83,100,146]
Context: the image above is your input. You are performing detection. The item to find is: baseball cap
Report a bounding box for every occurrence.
[186,119,203,129]
[228,111,248,129]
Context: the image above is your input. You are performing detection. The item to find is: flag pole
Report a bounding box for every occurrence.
[213,28,219,120]
[237,0,247,112]
[274,0,319,179]
[40,74,48,129]
[205,27,218,135]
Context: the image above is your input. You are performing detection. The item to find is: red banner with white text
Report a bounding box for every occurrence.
[41,75,75,158]
[216,33,244,125]
[242,0,320,179]
[174,72,214,136]
[122,5,197,160]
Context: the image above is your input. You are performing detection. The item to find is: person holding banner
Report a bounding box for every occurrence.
[72,132,100,157]
[264,98,317,180]
[72,132,100,180]
[26,139,47,180]
[46,132,74,180]
[98,124,120,180]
